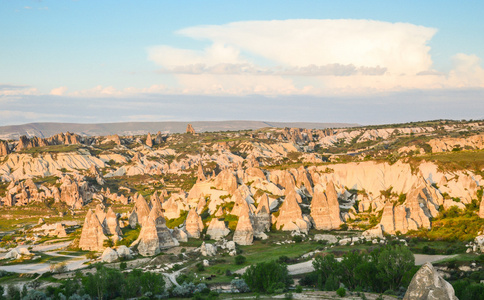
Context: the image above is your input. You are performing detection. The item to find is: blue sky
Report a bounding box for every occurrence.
[0,0,483,125]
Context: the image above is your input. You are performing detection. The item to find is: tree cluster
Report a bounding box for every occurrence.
[302,245,417,296]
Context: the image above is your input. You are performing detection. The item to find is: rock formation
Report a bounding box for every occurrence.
[129,193,151,228]
[79,209,108,251]
[186,124,196,134]
[52,223,67,237]
[136,210,179,256]
[185,209,203,239]
[403,262,458,300]
[480,198,484,218]
[146,132,153,147]
[0,141,9,156]
[105,207,122,236]
[310,183,342,230]
[60,177,91,209]
[233,209,254,245]
[213,169,238,194]
[197,163,206,182]
[253,193,271,233]
[275,190,310,233]
[207,218,230,240]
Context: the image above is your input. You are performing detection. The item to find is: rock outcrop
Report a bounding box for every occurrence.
[253,193,271,233]
[213,169,238,194]
[79,209,107,251]
[403,262,458,300]
[233,210,254,245]
[275,190,310,233]
[146,132,153,147]
[136,210,179,256]
[207,218,230,240]
[52,223,67,237]
[105,207,122,236]
[185,209,203,239]
[0,141,9,156]
[310,183,342,230]
[186,124,196,134]
[129,193,150,227]
[480,198,484,218]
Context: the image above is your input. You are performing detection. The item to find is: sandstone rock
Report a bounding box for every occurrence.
[207,218,230,240]
[116,245,133,259]
[137,212,179,256]
[276,190,309,233]
[185,209,203,239]
[200,242,217,256]
[52,223,67,237]
[480,198,484,218]
[475,235,484,252]
[233,210,254,245]
[172,227,188,242]
[0,141,9,156]
[403,262,457,300]
[253,193,271,233]
[310,183,342,230]
[213,169,238,194]
[129,193,150,227]
[186,124,196,134]
[60,178,91,209]
[101,247,119,263]
[146,132,153,147]
[197,163,206,182]
[79,209,107,251]
[314,234,338,244]
[105,207,122,236]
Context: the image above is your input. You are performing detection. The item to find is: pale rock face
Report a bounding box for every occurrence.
[197,163,206,182]
[213,169,238,194]
[207,218,230,240]
[230,189,253,217]
[276,190,310,233]
[403,262,458,300]
[310,183,342,230]
[362,225,384,239]
[60,178,91,209]
[380,184,440,235]
[79,209,108,251]
[185,209,204,239]
[253,193,271,233]
[52,223,67,237]
[105,207,122,236]
[186,124,196,134]
[200,242,217,256]
[475,235,484,252]
[172,227,188,242]
[162,196,183,220]
[137,213,179,256]
[233,210,254,245]
[129,193,150,227]
[116,245,133,259]
[101,247,119,263]
[0,141,9,156]
[314,234,338,244]
[146,132,153,147]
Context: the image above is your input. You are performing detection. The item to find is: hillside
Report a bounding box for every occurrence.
[0,120,358,140]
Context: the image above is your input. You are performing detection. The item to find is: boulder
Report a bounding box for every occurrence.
[314,234,338,244]
[403,262,458,300]
[116,245,133,259]
[101,247,119,263]
[200,242,217,256]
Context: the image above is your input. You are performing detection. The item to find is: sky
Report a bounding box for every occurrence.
[1,0,483,126]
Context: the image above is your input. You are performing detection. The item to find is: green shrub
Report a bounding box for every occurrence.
[235,255,247,265]
[336,287,346,297]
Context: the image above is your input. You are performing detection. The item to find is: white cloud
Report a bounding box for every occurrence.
[50,86,68,96]
[175,19,437,75]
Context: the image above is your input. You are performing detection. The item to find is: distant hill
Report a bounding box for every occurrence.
[0,121,358,140]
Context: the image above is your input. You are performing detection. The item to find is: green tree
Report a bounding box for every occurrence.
[243,260,292,293]
[376,245,414,291]
[312,254,339,289]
